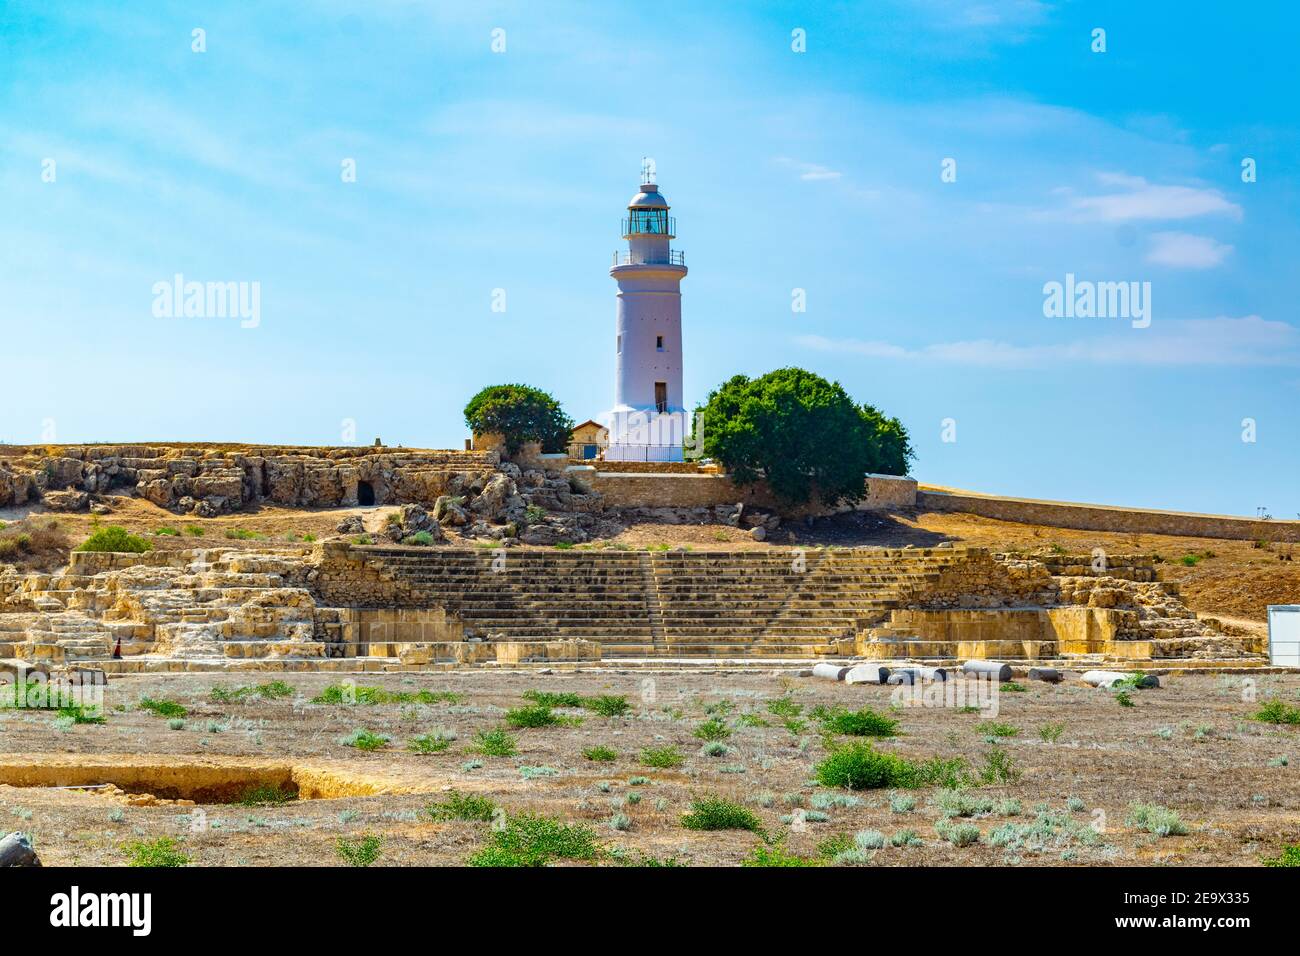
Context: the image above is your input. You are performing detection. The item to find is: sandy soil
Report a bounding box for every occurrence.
[2,670,1297,867]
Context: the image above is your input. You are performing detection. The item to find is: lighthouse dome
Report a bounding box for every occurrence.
[628,185,669,209]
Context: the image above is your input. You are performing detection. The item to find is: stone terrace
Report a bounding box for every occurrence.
[345,546,1044,657]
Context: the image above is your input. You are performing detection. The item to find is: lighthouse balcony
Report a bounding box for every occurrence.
[612,250,686,267]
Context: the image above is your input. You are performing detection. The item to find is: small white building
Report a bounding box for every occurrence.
[602,169,689,462]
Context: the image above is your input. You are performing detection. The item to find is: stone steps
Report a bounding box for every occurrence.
[351,547,972,654]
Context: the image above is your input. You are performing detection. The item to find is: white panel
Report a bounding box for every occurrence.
[1267,606,1300,668]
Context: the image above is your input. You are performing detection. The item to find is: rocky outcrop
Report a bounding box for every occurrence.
[0,445,498,517]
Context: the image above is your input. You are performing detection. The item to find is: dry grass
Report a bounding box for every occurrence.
[0,516,71,571]
[2,670,1296,867]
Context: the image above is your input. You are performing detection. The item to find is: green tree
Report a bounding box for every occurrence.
[698,367,912,508]
[463,384,575,455]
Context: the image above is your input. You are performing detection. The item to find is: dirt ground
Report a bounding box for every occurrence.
[4,496,1296,623]
[2,670,1297,867]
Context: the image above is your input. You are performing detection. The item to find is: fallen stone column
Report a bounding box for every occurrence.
[887,666,948,685]
[1082,670,1159,689]
[1027,667,1063,683]
[812,662,850,681]
[0,832,41,867]
[961,660,1013,682]
[844,663,890,685]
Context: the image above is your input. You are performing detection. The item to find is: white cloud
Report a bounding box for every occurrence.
[1065,172,1242,223]
[795,316,1300,368]
[774,157,843,181]
[1146,231,1233,269]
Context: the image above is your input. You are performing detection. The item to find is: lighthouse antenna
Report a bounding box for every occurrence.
[640,157,655,185]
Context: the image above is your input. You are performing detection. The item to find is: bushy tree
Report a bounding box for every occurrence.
[463,384,574,455]
[698,367,912,508]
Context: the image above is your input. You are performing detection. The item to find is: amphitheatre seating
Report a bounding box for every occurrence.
[353,546,975,658]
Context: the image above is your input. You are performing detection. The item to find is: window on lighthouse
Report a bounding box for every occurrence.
[655,382,668,413]
[656,335,664,351]
[617,334,622,354]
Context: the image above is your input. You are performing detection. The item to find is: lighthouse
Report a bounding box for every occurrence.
[603,164,688,462]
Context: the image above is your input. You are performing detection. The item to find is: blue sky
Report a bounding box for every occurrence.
[2,1,1297,517]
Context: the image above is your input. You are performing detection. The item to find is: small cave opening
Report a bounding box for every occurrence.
[356,481,376,506]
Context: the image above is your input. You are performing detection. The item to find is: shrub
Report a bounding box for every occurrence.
[699,367,912,507]
[816,706,899,738]
[1126,803,1188,837]
[816,834,855,859]
[223,528,262,540]
[609,813,631,832]
[680,797,765,834]
[475,728,518,757]
[340,729,390,751]
[891,829,922,847]
[184,525,205,536]
[977,722,1019,738]
[1038,722,1065,743]
[463,384,574,455]
[408,731,456,754]
[1263,844,1300,867]
[154,526,180,536]
[238,785,296,806]
[767,696,803,718]
[814,742,918,790]
[693,717,731,741]
[1115,690,1135,708]
[700,742,729,757]
[582,745,618,762]
[76,525,152,554]
[258,680,293,699]
[583,694,630,717]
[468,813,599,867]
[977,748,1020,785]
[312,684,462,706]
[640,745,685,768]
[425,791,496,822]
[744,843,821,867]
[889,793,917,813]
[935,789,996,819]
[138,697,187,719]
[936,821,981,847]
[854,829,886,850]
[57,703,105,725]
[0,518,68,570]
[522,690,583,708]
[336,834,383,867]
[1254,699,1300,725]
[505,704,562,728]
[402,531,436,546]
[124,837,189,867]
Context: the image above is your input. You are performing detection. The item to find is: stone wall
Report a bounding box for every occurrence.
[918,489,1300,543]
[335,607,464,656]
[907,550,1058,608]
[590,471,916,514]
[311,542,430,608]
[582,460,705,474]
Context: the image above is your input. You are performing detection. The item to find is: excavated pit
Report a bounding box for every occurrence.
[0,757,414,804]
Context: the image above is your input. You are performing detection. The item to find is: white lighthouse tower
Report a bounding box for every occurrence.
[603,162,688,462]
